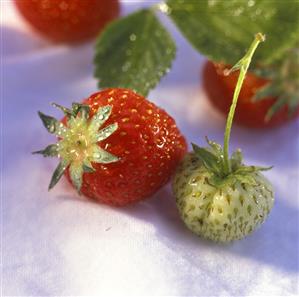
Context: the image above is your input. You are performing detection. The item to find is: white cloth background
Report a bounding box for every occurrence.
[2,1,299,296]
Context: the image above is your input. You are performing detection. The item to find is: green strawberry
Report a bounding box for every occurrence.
[173,151,274,242]
[172,33,275,242]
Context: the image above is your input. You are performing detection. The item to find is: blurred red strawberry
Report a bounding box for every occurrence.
[203,61,299,128]
[15,0,120,43]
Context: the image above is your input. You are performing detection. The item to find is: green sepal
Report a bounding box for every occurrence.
[231,149,243,171]
[209,170,260,188]
[89,105,112,133]
[265,97,286,121]
[192,139,272,187]
[92,146,119,164]
[32,144,59,157]
[82,163,96,173]
[253,45,299,119]
[38,111,67,136]
[51,103,73,118]
[192,143,222,177]
[82,158,95,173]
[71,103,90,120]
[51,102,90,120]
[217,164,272,187]
[235,165,273,175]
[233,174,259,187]
[233,164,273,186]
[48,160,69,190]
[288,97,299,118]
[205,136,223,158]
[253,83,280,101]
[69,163,83,193]
[96,123,118,142]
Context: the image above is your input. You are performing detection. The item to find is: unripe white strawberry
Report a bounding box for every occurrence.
[173,153,274,242]
[172,33,275,242]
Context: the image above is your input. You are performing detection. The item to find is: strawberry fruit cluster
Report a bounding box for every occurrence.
[35,34,275,243]
[30,0,277,243]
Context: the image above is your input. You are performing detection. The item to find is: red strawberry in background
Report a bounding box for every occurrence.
[15,0,120,43]
[34,88,187,206]
[203,61,299,128]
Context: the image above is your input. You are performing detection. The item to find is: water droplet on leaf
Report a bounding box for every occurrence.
[158,2,171,15]
[129,34,136,41]
[248,0,255,7]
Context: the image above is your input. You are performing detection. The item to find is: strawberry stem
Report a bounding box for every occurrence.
[223,33,265,175]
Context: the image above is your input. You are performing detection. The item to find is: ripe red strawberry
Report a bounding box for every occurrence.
[15,0,120,43]
[34,88,187,206]
[203,61,299,128]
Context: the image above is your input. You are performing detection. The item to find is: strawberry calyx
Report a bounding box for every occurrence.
[192,139,271,187]
[33,102,120,192]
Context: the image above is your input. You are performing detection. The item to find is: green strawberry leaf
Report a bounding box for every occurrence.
[166,0,299,67]
[94,9,176,97]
